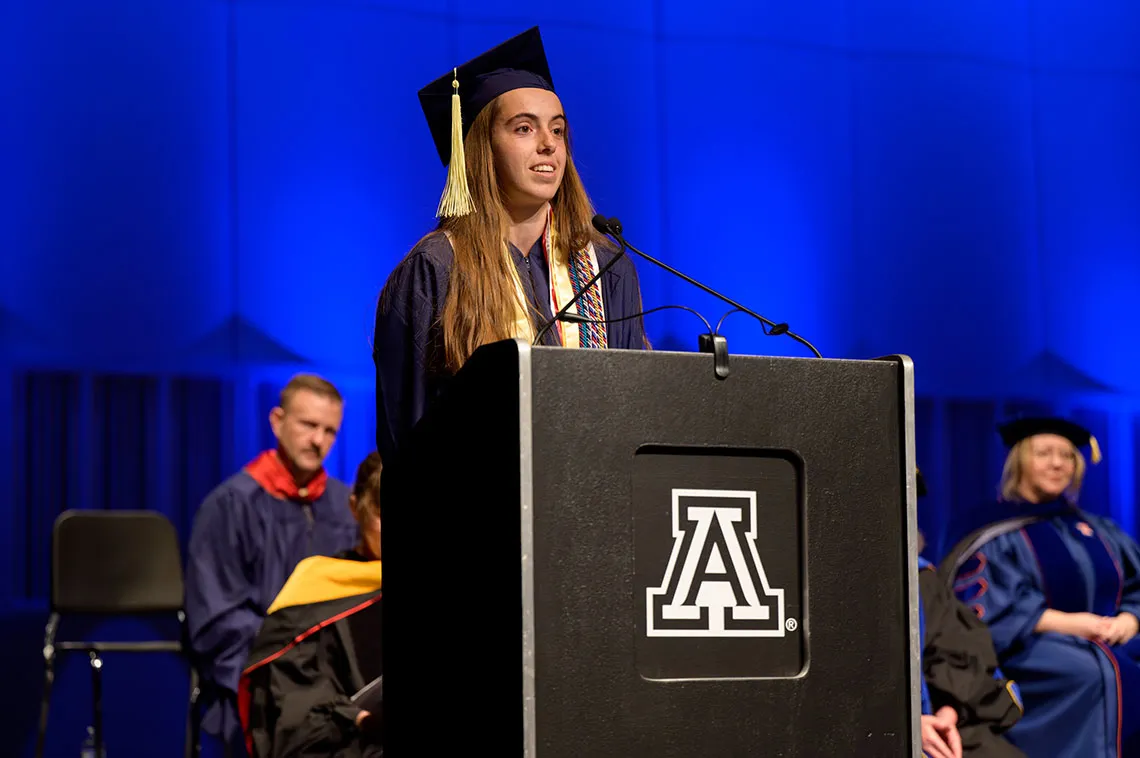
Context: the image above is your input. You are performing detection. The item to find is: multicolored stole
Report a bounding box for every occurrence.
[506,209,608,349]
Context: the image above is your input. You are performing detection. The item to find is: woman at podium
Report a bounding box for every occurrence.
[372,27,648,462]
[943,418,1140,758]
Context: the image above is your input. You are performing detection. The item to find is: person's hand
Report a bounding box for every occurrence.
[921,711,961,758]
[1066,612,1113,641]
[934,706,962,758]
[1103,612,1140,646]
[356,709,383,742]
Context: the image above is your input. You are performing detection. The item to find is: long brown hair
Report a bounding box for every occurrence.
[432,95,603,373]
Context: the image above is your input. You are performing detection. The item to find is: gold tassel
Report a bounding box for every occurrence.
[436,69,474,218]
[1089,435,1102,464]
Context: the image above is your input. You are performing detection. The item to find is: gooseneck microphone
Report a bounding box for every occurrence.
[595,215,822,358]
[531,214,629,346]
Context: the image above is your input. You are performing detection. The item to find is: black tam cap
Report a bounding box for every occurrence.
[417,27,555,218]
[997,416,1102,464]
[419,27,555,167]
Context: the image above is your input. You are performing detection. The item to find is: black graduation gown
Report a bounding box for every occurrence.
[239,551,383,758]
[919,566,1026,758]
[372,231,648,464]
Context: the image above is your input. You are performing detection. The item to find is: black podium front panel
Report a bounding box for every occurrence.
[527,346,916,757]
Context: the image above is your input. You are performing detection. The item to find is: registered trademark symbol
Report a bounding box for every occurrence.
[785,618,798,631]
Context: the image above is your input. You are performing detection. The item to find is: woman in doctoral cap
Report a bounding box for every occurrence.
[945,417,1140,758]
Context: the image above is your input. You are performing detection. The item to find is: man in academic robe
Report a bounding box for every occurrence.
[186,374,360,757]
[238,451,383,758]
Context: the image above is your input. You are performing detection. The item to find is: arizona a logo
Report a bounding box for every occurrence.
[646,489,786,637]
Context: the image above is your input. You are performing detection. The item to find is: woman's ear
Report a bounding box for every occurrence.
[349,494,358,514]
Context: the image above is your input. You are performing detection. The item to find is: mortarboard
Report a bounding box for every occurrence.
[997,416,1102,464]
[418,27,556,218]
[915,467,928,499]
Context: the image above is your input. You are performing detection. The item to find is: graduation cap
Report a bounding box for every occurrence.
[997,416,1102,464]
[915,467,928,499]
[418,27,555,218]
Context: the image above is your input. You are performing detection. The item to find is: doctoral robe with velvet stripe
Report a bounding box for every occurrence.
[372,232,648,465]
[952,500,1140,758]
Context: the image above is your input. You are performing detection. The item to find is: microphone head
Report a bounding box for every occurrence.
[591,214,612,235]
[607,216,623,236]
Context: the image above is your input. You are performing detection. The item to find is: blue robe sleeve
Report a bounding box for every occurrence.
[184,488,265,694]
[373,249,446,463]
[954,534,1047,655]
[1095,517,1140,620]
[621,258,649,350]
[602,249,649,351]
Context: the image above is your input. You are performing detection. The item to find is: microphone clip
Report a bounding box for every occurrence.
[698,333,730,381]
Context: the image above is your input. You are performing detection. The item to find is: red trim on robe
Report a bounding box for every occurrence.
[244,449,327,502]
[238,674,255,757]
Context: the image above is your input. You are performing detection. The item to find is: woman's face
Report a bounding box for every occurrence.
[490,88,567,214]
[1020,433,1076,501]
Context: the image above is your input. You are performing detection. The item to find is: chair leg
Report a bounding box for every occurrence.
[89,651,104,757]
[34,655,55,758]
[185,667,200,758]
[35,612,60,758]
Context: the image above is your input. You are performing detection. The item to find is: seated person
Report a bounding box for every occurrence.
[940,418,1140,758]
[239,452,383,758]
[917,468,1025,758]
[185,374,358,756]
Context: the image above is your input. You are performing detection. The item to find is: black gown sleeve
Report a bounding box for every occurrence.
[597,243,649,351]
[919,569,1026,757]
[373,244,448,464]
[268,626,382,758]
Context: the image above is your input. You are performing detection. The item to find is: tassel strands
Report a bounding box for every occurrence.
[436,69,475,218]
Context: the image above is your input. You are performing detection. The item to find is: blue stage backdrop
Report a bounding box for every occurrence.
[3,1,1140,756]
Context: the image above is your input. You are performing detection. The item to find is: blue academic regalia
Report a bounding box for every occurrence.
[372,232,648,463]
[941,500,1027,564]
[953,500,1140,757]
[184,470,358,753]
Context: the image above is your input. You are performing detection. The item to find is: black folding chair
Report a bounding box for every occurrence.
[35,509,201,758]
